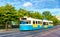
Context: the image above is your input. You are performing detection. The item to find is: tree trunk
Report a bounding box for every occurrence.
[5,21,8,31]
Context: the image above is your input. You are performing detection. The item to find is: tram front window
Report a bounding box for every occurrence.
[20,21,26,24]
[43,22,48,25]
[20,20,31,24]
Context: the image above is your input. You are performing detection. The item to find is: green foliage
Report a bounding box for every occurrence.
[50,16,60,26]
[30,12,43,19]
[43,11,60,26]
[43,11,51,16]
[0,4,60,28]
[18,8,29,17]
[0,4,19,26]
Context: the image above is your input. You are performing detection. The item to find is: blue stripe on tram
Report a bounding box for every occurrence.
[19,24,33,30]
[48,26,53,28]
[19,24,53,30]
[20,24,43,30]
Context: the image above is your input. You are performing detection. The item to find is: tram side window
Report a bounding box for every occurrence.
[29,21,31,24]
[33,21,35,24]
[38,21,42,24]
[43,22,48,25]
[43,22,45,25]
[36,21,37,24]
[49,22,53,24]
[38,21,40,24]
[26,20,31,24]
[40,22,42,24]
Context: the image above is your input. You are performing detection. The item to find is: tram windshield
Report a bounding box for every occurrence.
[20,20,31,24]
[20,18,31,24]
[20,21,26,24]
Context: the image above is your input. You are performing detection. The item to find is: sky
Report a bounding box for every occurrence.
[0,0,60,16]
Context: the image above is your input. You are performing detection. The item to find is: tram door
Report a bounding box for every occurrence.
[40,21,42,27]
[33,21,38,28]
[49,22,53,26]
[37,21,42,27]
[43,22,48,28]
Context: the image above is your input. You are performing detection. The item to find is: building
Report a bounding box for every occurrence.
[55,16,60,20]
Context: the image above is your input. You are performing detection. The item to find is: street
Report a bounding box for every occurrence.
[0,26,60,37]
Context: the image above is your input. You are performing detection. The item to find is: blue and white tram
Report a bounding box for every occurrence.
[19,16,43,30]
[19,16,53,30]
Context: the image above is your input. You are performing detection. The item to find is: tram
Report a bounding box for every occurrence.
[19,16,53,30]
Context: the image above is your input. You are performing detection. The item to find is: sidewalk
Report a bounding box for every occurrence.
[0,28,19,33]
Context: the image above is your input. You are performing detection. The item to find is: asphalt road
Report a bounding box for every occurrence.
[0,25,60,37]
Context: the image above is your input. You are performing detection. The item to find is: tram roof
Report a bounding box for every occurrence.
[23,16,42,21]
[27,17,42,21]
[43,20,48,22]
[48,21,53,22]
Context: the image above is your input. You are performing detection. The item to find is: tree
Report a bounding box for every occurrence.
[43,11,51,16]
[42,11,53,20]
[27,11,44,19]
[0,4,19,30]
[42,11,60,25]
[51,16,60,26]
[18,8,29,17]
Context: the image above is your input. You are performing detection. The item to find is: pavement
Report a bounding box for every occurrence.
[0,28,19,33]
